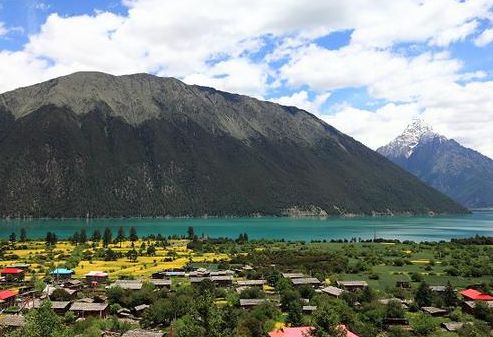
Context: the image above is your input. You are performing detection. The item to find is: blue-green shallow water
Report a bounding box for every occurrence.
[0,210,492,242]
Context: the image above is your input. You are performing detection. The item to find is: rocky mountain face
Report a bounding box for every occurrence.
[0,72,466,217]
[378,119,493,208]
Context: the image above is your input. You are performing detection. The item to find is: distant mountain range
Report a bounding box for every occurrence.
[378,119,493,208]
[0,72,465,217]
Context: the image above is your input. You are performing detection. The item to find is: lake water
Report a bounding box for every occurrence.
[0,210,492,242]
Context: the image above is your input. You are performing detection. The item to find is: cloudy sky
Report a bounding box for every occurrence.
[1,0,493,157]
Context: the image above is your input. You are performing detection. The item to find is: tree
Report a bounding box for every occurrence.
[79,229,87,244]
[415,281,432,307]
[50,288,72,301]
[19,228,27,242]
[45,232,57,246]
[7,300,71,337]
[126,249,138,262]
[385,300,405,319]
[443,281,457,307]
[9,232,16,243]
[313,302,345,337]
[117,226,126,247]
[286,300,303,326]
[103,227,112,247]
[91,229,101,242]
[70,231,80,245]
[147,245,156,256]
[129,226,138,242]
[410,313,437,336]
[187,226,195,240]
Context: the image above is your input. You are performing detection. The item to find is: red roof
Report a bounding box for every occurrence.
[268,327,314,337]
[0,290,17,300]
[268,325,358,337]
[0,268,24,274]
[460,289,493,301]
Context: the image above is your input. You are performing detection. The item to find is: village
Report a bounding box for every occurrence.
[0,228,492,337]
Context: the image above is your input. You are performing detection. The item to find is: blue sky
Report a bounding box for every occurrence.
[1,0,493,157]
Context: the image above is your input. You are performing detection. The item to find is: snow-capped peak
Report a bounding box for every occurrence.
[378,119,446,159]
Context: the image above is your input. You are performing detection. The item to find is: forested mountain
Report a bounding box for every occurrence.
[0,72,466,217]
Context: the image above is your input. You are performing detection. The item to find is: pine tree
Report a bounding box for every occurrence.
[20,228,27,242]
[79,229,87,244]
[443,281,457,307]
[415,281,432,307]
[117,226,126,247]
[187,226,195,240]
[9,232,16,243]
[91,229,101,242]
[129,226,138,242]
[103,227,112,247]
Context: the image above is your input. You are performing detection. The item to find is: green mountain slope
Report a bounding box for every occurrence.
[0,72,466,217]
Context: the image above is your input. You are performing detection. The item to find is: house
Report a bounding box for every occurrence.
[211,275,233,286]
[33,299,71,314]
[50,268,74,280]
[236,280,266,287]
[268,325,358,337]
[462,301,493,314]
[302,305,317,313]
[152,271,186,278]
[441,322,465,332]
[110,279,143,290]
[0,314,25,330]
[122,329,164,337]
[321,286,346,298]
[0,289,17,307]
[378,298,409,309]
[337,281,368,290]
[64,279,83,289]
[239,298,272,308]
[429,285,446,292]
[6,263,30,271]
[421,306,448,317]
[69,302,109,318]
[134,304,150,316]
[460,289,493,301]
[268,326,314,337]
[150,279,171,289]
[43,285,77,299]
[291,277,320,287]
[190,276,233,287]
[0,268,25,282]
[282,273,305,279]
[85,271,109,284]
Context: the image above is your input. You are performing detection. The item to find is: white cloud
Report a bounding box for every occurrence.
[0,0,493,158]
[0,22,8,36]
[475,28,493,46]
[323,103,420,150]
[272,90,331,114]
[323,80,493,157]
[182,58,269,98]
[280,45,462,103]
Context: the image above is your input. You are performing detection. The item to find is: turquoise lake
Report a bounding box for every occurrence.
[0,210,492,242]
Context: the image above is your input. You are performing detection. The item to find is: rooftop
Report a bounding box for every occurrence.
[110,279,144,290]
[460,289,493,301]
[122,329,163,337]
[0,314,25,327]
[70,302,108,312]
[321,286,345,297]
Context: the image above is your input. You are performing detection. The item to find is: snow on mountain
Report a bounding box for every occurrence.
[378,119,446,159]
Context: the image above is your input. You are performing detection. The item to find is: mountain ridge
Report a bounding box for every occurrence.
[378,119,493,208]
[0,72,467,217]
